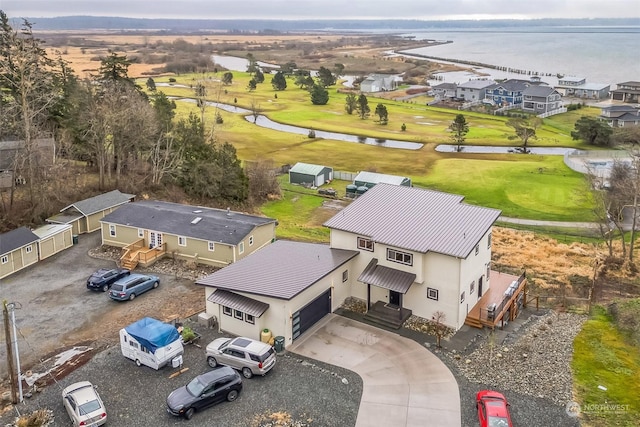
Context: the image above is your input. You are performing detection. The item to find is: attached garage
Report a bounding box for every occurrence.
[198,240,358,347]
[33,224,73,260]
[289,162,333,187]
[292,289,331,340]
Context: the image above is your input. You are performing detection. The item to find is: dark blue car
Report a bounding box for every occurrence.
[109,273,160,301]
[86,268,130,292]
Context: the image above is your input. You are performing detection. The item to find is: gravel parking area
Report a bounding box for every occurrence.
[0,318,362,427]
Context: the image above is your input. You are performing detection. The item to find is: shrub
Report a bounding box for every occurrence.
[181,326,196,342]
[308,129,316,138]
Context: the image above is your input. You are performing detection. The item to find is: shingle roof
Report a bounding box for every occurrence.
[208,290,269,317]
[358,259,416,294]
[488,79,532,92]
[458,80,495,90]
[354,171,409,186]
[62,190,135,216]
[433,82,457,90]
[323,184,501,258]
[0,227,39,255]
[101,200,276,246]
[196,240,359,300]
[289,162,331,176]
[523,85,558,97]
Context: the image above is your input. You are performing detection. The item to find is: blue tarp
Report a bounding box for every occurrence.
[124,317,180,354]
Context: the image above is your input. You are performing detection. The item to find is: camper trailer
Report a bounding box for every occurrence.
[120,317,184,370]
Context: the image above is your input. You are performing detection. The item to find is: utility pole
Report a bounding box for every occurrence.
[8,303,23,402]
[3,300,17,404]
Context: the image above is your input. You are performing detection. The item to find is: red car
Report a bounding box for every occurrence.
[476,390,513,427]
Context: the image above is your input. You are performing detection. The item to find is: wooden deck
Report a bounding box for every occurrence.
[120,239,167,270]
[465,270,527,329]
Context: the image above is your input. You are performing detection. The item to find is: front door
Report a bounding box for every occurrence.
[478,277,483,297]
[389,290,401,307]
[150,232,163,248]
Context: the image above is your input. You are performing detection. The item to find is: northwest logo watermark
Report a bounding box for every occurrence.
[566,401,630,417]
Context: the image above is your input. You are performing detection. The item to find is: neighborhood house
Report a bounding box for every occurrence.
[100,200,277,269]
[197,184,515,347]
[0,227,39,279]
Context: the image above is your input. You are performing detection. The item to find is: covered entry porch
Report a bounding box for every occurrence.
[359,259,415,329]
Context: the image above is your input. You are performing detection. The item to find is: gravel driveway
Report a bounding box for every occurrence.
[0,320,362,427]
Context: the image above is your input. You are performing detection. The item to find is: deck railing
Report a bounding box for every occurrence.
[476,271,527,326]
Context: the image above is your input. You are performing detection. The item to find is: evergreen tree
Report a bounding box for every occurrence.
[356,94,370,119]
[310,83,329,105]
[317,66,336,87]
[375,103,388,124]
[344,93,357,115]
[449,114,469,151]
[271,71,287,91]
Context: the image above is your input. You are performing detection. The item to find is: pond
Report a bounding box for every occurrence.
[435,144,577,155]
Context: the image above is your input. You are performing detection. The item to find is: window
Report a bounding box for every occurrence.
[178,236,187,247]
[208,241,215,252]
[1,255,7,264]
[427,287,439,301]
[239,242,245,254]
[387,248,412,266]
[470,281,475,294]
[129,341,139,350]
[460,292,465,303]
[486,263,491,279]
[249,235,254,246]
[25,245,32,254]
[487,233,492,249]
[357,237,374,251]
[234,309,243,319]
[475,244,479,255]
[223,306,232,316]
[342,269,349,283]
[109,224,116,237]
[245,314,255,324]
[137,228,144,238]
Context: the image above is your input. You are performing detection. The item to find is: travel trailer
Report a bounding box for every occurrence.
[120,317,184,370]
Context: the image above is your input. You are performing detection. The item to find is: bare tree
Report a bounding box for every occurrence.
[250,98,261,123]
[431,311,447,348]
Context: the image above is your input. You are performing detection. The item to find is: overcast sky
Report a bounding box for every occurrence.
[2,0,639,20]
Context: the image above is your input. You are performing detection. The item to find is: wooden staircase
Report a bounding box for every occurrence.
[120,256,138,271]
[464,316,484,329]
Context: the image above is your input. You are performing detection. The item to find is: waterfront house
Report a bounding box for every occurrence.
[431,82,457,99]
[600,104,640,127]
[100,200,277,270]
[456,79,496,102]
[484,79,535,106]
[522,86,564,115]
[610,81,640,103]
[360,74,397,92]
[555,76,610,100]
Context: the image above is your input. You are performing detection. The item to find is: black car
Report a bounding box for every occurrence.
[86,268,130,292]
[167,366,242,420]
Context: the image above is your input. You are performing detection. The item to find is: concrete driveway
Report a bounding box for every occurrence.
[288,314,461,427]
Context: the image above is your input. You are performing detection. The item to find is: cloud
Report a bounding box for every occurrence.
[1,0,637,20]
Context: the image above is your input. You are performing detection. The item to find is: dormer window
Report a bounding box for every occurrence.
[357,237,374,251]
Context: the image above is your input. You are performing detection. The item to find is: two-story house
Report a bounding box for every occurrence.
[599,104,640,127]
[555,76,610,100]
[484,79,535,106]
[197,184,507,346]
[610,81,640,103]
[455,79,495,102]
[522,85,564,115]
[360,74,398,92]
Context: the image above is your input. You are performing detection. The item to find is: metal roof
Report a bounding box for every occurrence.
[101,200,276,246]
[358,259,416,294]
[0,227,39,255]
[289,162,331,176]
[62,190,135,216]
[354,171,409,186]
[196,240,359,300]
[208,289,269,317]
[323,184,501,259]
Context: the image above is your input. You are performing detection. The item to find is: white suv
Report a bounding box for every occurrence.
[206,337,276,378]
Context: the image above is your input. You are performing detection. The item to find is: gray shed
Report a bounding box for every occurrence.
[289,162,333,187]
[353,171,411,189]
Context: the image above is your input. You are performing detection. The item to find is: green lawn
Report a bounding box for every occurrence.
[144,73,601,222]
[572,306,640,427]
